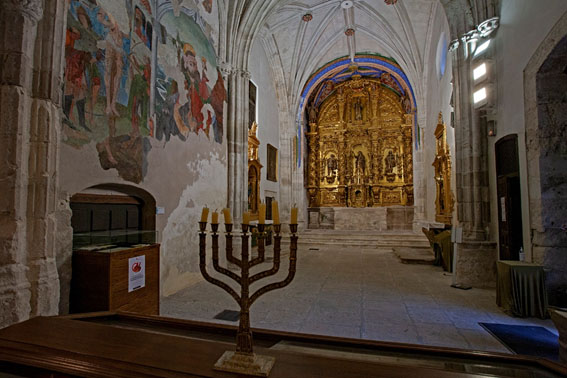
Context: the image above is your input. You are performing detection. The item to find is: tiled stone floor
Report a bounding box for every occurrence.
[161,245,557,353]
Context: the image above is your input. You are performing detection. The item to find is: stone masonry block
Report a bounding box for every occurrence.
[1,86,29,137]
[454,242,497,288]
[537,75,567,103]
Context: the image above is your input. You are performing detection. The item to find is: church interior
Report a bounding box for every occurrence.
[1,0,567,375]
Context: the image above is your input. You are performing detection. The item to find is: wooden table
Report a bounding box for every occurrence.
[496,260,548,318]
[0,313,565,377]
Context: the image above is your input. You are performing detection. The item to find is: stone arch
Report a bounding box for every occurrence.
[85,183,157,232]
[524,12,567,306]
[57,183,157,314]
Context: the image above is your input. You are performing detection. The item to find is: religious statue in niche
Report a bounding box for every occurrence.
[437,176,445,210]
[309,103,318,124]
[354,98,363,120]
[400,93,412,114]
[384,150,397,174]
[355,151,366,177]
[326,154,338,183]
[248,167,258,213]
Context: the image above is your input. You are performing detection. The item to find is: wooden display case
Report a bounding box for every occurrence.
[0,313,566,378]
[70,243,160,315]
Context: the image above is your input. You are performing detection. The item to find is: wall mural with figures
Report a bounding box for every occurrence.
[63,0,225,184]
[154,3,225,145]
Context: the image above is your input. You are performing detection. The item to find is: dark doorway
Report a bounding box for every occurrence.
[495,134,523,260]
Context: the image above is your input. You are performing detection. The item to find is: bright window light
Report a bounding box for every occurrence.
[473,63,487,80]
[474,40,491,56]
[474,87,487,103]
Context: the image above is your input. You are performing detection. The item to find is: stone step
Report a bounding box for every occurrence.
[298,240,430,249]
[289,229,430,249]
[394,247,436,265]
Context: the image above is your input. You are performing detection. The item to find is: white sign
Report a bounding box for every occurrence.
[128,255,145,292]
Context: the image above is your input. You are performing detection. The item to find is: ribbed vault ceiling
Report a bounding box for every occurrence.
[256,0,447,109]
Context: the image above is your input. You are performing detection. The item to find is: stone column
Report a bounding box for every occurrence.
[226,67,250,223]
[412,112,426,232]
[451,38,497,288]
[278,127,293,219]
[0,0,44,328]
[27,0,65,317]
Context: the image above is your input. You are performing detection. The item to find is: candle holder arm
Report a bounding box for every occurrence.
[249,225,266,267]
[211,261,241,285]
[199,232,241,303]
[225,227,241,265]
[200,265,241,303]
[212,243,241,285]
[249,235,297,305]
[249,258,296,305]
[249,234,281,284]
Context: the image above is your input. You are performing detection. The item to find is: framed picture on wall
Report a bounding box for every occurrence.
[267,144,278,182]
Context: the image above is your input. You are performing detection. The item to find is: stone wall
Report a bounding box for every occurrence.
[494,0,567,261]
[524,9,567,307]
[534,34,567,306]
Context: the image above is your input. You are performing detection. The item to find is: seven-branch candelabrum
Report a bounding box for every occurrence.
[198,220,298,356]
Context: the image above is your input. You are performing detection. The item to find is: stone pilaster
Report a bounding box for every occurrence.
[0,0,44,328]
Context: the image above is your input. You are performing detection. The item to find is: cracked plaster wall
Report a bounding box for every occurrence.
[56,0,232,310]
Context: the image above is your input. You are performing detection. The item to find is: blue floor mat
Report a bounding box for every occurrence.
[479,323,559,361]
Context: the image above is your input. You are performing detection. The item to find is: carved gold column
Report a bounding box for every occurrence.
[403,114,414,205]
[337,88,345,123]
[306,122,319,207]
[337,133,346,205]
[370,84,380,122]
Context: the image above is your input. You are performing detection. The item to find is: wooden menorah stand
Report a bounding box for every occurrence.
[199,221,298,377]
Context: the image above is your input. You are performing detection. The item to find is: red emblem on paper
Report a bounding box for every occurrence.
[132,262,142,272]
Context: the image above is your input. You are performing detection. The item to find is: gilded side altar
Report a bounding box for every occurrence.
[432,113,454,224]
[306,75,414,208]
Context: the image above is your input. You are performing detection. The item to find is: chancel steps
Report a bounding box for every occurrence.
[294,229,431,249]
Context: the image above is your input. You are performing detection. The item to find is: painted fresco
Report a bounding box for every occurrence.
[155,2,226,145]
[63,0,153,183]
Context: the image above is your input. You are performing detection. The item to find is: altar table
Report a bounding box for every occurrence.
[496,260,548,319]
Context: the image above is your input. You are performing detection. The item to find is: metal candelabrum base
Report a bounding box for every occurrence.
[199,221,298,377]
[214,351,275,377]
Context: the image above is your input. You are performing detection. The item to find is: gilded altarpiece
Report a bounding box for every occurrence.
[306,76,414,208]
[432,113,454,224]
